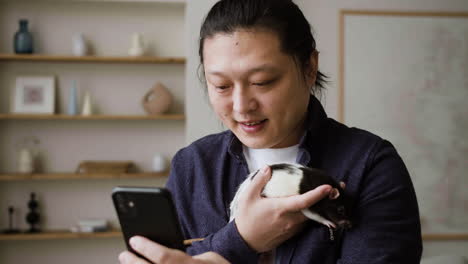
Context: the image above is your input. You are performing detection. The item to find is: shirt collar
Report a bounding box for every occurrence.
[227,95,327,162]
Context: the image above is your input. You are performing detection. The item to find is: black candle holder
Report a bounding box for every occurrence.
[3,206,20,234]
[25,192,41,233]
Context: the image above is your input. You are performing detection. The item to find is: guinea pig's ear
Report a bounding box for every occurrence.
[329,188,340,200]
[339,181,346,189]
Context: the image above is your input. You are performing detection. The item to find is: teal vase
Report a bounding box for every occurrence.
[68,81,78,115]
[14,19,33,54]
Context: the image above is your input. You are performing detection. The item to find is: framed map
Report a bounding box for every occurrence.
[339,10,468,234]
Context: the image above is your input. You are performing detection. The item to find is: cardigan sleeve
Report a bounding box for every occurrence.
[338,140,423,264]
[165,149,259,264]
[186,221,258,264]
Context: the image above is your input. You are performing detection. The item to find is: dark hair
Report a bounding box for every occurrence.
[198,0,328,94]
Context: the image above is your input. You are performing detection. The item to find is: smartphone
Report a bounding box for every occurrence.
[112,186,186,259]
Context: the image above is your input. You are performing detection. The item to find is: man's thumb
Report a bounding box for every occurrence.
[245,165,271,200]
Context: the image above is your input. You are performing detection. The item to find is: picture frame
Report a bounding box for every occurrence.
[339,10,468,234]
[13,76,56,114]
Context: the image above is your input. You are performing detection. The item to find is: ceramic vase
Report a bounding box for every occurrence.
[73,33,88,56]
[128,33,145,56]
[14,19,33,54]
[142,83,173,115]
[81,91,93,116]
[152,154,167,172]
[18,148,34,173]
[68,80,78,115]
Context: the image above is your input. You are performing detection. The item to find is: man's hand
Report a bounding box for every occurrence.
[119,236,230,264]
[235,166,332,252]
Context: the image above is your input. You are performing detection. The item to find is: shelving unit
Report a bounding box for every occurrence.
[0,0,186,263]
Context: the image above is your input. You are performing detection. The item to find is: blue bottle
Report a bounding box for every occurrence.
[14,19,33,54]
[68,80,78,115]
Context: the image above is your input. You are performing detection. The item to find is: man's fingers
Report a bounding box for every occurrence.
[280,185,331,212]
[118,250,149,264]
[194,252,231,264]
[130,236,184,263]
[244,166,271,201]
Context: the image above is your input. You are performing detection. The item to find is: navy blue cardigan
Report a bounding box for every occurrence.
[166,96,422,263]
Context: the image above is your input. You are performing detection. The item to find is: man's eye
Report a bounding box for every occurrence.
[252,79,275,86]
[215,85,230,90]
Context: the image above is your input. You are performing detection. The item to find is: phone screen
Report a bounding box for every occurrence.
[112,187,186,258]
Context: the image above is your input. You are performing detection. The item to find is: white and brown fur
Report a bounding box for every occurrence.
[229,163,352,229]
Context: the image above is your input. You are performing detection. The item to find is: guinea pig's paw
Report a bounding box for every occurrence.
[328,188,340,200]
[339,181,346,189]
[323,220,337,229]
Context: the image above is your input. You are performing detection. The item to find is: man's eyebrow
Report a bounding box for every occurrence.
[206,65,280,76]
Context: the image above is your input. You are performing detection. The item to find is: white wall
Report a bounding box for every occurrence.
[185,0,468,259]
[184,0,223,144]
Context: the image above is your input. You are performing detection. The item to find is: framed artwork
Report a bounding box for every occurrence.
[339,10,468,235]
[13,76,56,114]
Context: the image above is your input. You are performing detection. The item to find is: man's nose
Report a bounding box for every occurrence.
[232,87,257,114]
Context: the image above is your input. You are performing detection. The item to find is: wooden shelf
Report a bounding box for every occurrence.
[0,114,185,121]
[1,230,466,242]
[0,230,122,241]
[2,0,186,3]
[0,172,168,181]
[65,0,186,3]
[0,230,199,245]
[0,54,185,64]
[422,233,468,241]
[71,0,186,3]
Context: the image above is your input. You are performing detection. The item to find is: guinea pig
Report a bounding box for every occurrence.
[229,163,352,229]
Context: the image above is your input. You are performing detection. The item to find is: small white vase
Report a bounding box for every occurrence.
[18,148,34,173]
[73,33,88,56]
[128,33,145,56]
[152,154,167,172]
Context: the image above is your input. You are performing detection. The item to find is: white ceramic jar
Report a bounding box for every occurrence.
[152,154,167,173]
[128,33,145,56]
[18,148,34,173]
[73,33,88,56]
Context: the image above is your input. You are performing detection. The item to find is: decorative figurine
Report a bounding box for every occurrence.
[142,82,173,115]
[14,19,34,54]
[3,206,20,234]
[25,192,41,233]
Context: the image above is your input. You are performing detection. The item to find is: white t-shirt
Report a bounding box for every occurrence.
[242,144,300,264]
[242,144,299,172]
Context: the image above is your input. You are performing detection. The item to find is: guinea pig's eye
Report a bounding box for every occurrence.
[337,206,345,215]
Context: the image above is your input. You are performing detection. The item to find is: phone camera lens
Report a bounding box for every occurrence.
[128,201,135,208]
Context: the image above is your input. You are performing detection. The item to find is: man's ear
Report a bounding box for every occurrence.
[306,50,319,87]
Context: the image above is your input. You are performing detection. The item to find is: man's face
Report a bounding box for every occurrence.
[203,29,316,149]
